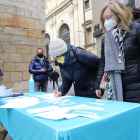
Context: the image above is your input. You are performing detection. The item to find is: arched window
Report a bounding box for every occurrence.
[45,33,50,58]
[59,24,70,44]
[45,33,50,45]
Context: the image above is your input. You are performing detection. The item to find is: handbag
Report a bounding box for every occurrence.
[100,72,110,91]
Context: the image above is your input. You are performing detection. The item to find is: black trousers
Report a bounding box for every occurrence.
[53,80,59,89]
[74,81,99,98]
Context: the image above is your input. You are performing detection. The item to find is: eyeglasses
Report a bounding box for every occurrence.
[102,14,116,21]
[53,56,61,60]
[53,53,67,60]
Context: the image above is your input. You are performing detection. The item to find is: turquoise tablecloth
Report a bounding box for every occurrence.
[0,92,140,140]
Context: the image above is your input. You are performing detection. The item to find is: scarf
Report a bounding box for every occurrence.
[64,45,72,64]
[36,56,44,66]
[105,26,127,101]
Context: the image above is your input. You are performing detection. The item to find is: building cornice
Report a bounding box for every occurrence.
[81,20,93,27]
[46,0,72,22]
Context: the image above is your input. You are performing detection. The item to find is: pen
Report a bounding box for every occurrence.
[0,93,24,99]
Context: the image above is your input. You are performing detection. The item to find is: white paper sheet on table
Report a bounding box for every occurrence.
[2,96,24,100]
[34,104,105,120]
[60,95,73,98]
[87,102,104,105]
[27,106,60,114]
[36,93,73,99]
[36,93,54,99]
[34,107,79,120]
[0,97,40,108]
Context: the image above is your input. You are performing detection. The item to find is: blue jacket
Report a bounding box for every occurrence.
[57,45,100,98]
[29,56,53,82]
[0,69,3,76]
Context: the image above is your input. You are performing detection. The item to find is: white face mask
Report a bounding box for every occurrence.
[104,19,117,31]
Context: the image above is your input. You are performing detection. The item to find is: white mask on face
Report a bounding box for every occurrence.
[104,19,117,31]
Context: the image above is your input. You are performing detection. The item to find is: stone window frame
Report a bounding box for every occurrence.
[59,23,70,44]
[85,0,90,10]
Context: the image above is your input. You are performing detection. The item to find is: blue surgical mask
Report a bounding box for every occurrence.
[104,19,117,31]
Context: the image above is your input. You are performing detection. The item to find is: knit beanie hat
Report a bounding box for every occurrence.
[49,38,68,57]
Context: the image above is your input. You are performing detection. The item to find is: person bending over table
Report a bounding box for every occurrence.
[49,38,103,98]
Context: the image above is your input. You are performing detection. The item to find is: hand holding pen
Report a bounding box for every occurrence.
[53,87,62,98]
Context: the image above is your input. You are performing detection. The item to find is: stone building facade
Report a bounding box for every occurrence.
[45,0,96,71]
[0,0,46,93]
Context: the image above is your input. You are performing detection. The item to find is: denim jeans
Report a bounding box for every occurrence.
[34,81,48,92]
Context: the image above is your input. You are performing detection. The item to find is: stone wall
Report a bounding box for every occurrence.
[0,0,46,93]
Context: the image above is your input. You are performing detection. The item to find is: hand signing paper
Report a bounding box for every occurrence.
[53,91,62,98]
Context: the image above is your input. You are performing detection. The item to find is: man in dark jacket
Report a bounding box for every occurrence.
[0,69,4,81]
[49,38,101,98]
[50,69,59,89]
[29,48,53,92]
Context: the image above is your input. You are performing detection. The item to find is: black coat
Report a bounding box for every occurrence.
[29,56,53,82]
[95,22,140,103]
[50,71,59,81]
[58,45,100,98]
[0,69,3,76]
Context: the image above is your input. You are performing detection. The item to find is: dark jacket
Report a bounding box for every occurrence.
[95,22,140,103]
[50,71,59,81]
[29,56,53,82]
[58,45,100,98]
[0,69,3,76]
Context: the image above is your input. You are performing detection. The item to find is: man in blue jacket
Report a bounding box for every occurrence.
[49,38,102,98]
[29,48,53,92]
[0,69,4,81]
